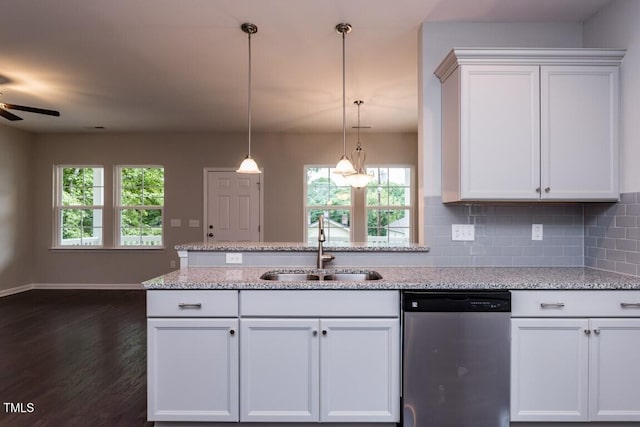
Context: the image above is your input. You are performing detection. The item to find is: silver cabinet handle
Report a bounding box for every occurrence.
[544,187,551,193]
[540,303,565,308]
[178,303,202,309]
[230,329,235,335]
[536,187,541,193]
[594,329,600,335]
[584,329,591,335]
[621,303,640,308]
[312,330,318,336]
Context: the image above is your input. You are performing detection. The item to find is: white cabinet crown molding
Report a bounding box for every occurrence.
[435,48,626,82]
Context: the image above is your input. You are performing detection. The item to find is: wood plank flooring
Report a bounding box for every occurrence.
[0,290,151,427]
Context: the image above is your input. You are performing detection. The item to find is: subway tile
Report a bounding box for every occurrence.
[472,256,495,266]
[626,204,640,216]
[620,192,638,204]
[597,258,617,272]
[552,257,579,266]
[616,216,638,228]
[564,247,583,257]
[588,226,606,237]
[606,227,627,239]
[606,249,627,262]
[627,228,640,240]
[493,235,514,246]
[587,246,606,259]
[606,203,626,216]
[563,205,583,215]
[598,237,617,249]
[585,257,597,267]
[492,256,514,266]
[584,236,598,248]
[626,251,640,264]
[502,246,524,256]
[597,215,615,227]
[616,239,638,252]
[616,262,638,276]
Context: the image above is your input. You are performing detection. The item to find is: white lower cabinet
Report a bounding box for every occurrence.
[147,318,239,422]
[511,318,590,421]
[511,290,640,423]
[240,317,400,423]
[589,318,640,421]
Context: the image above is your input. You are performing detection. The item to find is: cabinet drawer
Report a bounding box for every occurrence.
[147,290,238,317]
[512,290,640,317]
[240,290,399,317]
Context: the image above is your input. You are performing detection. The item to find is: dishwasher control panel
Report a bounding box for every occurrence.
[403,291,511,312]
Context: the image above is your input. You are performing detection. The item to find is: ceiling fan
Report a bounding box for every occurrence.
[0,96,60,121]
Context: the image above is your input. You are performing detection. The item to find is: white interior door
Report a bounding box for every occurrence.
[205,170,261,242]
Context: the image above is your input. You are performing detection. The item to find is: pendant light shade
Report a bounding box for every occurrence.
[237,22,261,174]
[344,100,374,189]
[333,23,356,176]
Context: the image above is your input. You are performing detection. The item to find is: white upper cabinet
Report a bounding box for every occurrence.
[435,48,625,203]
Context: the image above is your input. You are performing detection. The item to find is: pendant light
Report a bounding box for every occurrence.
[333,23,356,176]
[345,100,374,188]
[237,23,261,174]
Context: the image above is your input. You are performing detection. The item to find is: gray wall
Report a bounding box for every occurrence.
[0,124,35,292]
[31,131,417,285]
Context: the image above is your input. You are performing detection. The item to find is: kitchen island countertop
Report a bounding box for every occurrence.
[143,266,640,291]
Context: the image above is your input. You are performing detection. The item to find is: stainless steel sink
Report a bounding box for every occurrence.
[259,272,321,281]
[323,271,383,281]
[259,270,382,282]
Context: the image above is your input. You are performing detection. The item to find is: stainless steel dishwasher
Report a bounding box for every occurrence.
[402,291,511,427]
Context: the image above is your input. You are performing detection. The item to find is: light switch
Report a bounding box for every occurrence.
[189,219,200,228]
[170,218,181,227]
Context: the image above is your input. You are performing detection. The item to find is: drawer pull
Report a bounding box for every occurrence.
[540,303,565,308]
[621,302,640,308]
[178,303,202,309]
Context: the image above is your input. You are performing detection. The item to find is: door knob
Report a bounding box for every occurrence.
[208,233,214,237]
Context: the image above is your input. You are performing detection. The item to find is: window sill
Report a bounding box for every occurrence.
[50,246,166,251]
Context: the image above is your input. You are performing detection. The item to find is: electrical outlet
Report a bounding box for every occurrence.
[532,224,543,241]
[188,219,200,227]
[226,253,243,264]
[452,224,475,241]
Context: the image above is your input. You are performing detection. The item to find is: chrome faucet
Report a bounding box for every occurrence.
[317,214,335,269]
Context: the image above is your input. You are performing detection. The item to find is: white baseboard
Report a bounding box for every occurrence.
[0,283,34,298]
[0,283,142,297]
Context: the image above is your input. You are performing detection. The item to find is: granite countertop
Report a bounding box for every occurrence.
[143,266,640,291]
[175,241,430,252]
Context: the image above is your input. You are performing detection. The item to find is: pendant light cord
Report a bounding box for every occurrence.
[341,29,346,156]
[247,30,253,157]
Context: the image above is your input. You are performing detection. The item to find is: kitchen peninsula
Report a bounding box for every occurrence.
[144,242,640,426]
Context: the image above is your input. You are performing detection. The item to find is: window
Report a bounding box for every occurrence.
[366,167,412,245]
[55,166,104,246]
[305,167,352,244]
[304,165,413,245]
[116,166,164,247]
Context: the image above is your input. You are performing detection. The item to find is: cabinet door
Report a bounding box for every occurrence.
[147,318,239,422]
[589,318,640,421]
[541,66,619,200]
[511,318,589,421]
[240,318,319,422]
[459,65,540,200]
[319,319,400,422]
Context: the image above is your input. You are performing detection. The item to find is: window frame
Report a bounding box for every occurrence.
[115,165,165,249]
[53,165,105,248]
[363,165,414,245]
[303,164,415,245]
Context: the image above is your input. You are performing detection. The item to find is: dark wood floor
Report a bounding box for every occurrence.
[0,290,152,427]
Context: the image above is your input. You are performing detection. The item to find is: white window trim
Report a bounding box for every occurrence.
[363,164,415,245]
[114,165,165,249]
[53,165,105,248]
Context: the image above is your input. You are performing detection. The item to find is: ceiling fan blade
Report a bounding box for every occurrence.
[3,103,60,117]
[0,108,23,121]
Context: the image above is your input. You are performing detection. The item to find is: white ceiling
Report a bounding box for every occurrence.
[0,0,612,133]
